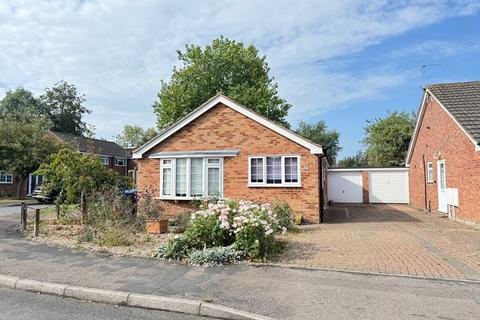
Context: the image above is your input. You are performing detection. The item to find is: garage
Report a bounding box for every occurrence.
[327,170,363,203]
[369,170,409,203]
[327,168,409,204]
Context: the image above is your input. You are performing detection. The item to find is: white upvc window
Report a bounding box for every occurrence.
[115,157,126,166]
[248,155,301,187]
[99,155,110,166]
[0,172,13,184]
[426,162,434,183]
[160,158,223,199]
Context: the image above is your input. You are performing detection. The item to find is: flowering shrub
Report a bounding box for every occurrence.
[154,199,293,263]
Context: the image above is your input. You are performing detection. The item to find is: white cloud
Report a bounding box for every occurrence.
[0,0,478,139]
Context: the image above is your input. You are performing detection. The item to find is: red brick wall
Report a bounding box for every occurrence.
[0,175,28,198]
[409,96,480,225]
[136,103,321,222]
[362,171,369,204]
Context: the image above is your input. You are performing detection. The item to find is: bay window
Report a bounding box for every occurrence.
[160,158,223,199]
[249,155,301,187]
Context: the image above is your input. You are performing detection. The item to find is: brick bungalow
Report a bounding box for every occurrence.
[133,94,328,223]
[406,81,480,226]
[0,131,132,198]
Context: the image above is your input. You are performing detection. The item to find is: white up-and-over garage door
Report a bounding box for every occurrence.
[327,168,409,204]
[368,170,409,203]
[327,171,363,203]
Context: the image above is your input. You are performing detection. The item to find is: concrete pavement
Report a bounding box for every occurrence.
[1,211,479,319]
[0,288,203,320]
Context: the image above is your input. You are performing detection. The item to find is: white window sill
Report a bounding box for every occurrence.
[0,182,13,184]
[247,183,302,188]
[156,196,223,201]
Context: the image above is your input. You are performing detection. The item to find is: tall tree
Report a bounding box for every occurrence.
[0,88,45,121]
[296,120,341,164]
[337,151,368,168]
[153,36,291,129]
[362,111,416,166]
[40,80,91,135]
[115,125,158,148]
[0,118,62,198]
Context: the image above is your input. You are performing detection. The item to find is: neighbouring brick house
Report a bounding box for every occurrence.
[406,81,480,226]
[0,131,133,198]
[133,94,328,223]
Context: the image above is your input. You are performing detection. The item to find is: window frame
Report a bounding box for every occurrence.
[99,155,110,166]
[0,172,13,184]
[114,157,126,167]
[159,157,223,200]
[248,155,301,187]
[426,162,434,183]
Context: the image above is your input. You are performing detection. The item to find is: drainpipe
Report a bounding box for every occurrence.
[318,146,331,224]
[422,154,429,211]
[319,154,325,223]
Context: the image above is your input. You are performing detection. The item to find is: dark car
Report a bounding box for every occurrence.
[32,185,61,204]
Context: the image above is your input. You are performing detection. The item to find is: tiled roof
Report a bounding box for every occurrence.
[52,131,128,157]
[427,81,480,143]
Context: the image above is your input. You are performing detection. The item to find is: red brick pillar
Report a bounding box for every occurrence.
[362,170,369,204]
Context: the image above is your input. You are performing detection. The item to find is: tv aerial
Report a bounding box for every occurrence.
[417,64,442,89]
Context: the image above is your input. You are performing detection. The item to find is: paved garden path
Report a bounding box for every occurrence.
[280,204,480,280]
[1,211,480,319]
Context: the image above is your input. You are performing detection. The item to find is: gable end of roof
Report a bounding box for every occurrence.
[132,95,323,158]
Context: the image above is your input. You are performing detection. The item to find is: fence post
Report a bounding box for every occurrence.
[21,202,27,231]
[20,202,24,229]
[56,201,60,220]
[34,209,40,237]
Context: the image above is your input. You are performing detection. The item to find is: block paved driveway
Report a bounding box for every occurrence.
[279,204,480,280]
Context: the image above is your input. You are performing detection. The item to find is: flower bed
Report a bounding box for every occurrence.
[154,199,294,265]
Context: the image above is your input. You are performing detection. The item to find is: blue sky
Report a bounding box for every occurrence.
[1,1,479,160]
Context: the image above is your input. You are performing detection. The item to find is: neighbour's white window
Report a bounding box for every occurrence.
[426,162,433,183]
[99,155,109,166]
[160,158,223,199]
[0,172,13,184]
[115,157,126,166]
[128,170,136,183]
[249,155,301,187]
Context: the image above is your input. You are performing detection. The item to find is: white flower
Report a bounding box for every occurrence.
[255,239,259,244]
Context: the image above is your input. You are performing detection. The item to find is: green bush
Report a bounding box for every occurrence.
[154,236,189,260]
[169,212,191,233]
[272,201,295,231]
[187,246,243,266]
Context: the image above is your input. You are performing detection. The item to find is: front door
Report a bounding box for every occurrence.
[437,160,447,213]
[27,174,43,196]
